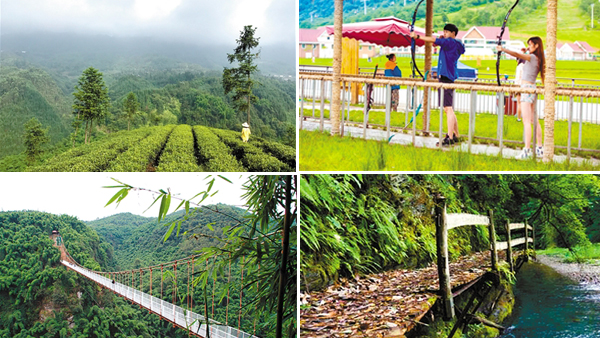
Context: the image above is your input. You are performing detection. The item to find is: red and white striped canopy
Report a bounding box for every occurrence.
[325,16,429,48]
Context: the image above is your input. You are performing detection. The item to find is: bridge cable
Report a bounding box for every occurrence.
[226,254,231,326]
[191,257,195,315]
[139,269,143,309]
[187,260,191,338]
[204,258,209,325]
[254,263,259,335]
[173,262,177,328]
[212,257,217,318]
[239,256,245,334]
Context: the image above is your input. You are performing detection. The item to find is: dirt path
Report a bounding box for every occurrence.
[537,255,600,285]
[301,251,502,338]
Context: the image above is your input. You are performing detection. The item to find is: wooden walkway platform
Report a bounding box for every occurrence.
[300,251,505,338]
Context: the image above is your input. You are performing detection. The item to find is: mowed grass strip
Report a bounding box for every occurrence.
[156,124,202,172]
[192,126,245,172]
[107,125,176,172]
[299,130,599,171]
[301,108,600,156]
[211,129,291,172]
[32,128,150,172]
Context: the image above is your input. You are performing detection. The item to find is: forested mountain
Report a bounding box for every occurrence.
[301,174,600,288]
[0,206,274,337]
[87,205,247,270]
[301,0,546,33]
[86,213,154,253]
[0,66,71,157]
[0,32,295,163]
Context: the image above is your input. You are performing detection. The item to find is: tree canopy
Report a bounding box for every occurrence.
[72,67,110,145]
[223,25,260,124]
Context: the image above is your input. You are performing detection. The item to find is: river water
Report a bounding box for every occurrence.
[498,261,600,338]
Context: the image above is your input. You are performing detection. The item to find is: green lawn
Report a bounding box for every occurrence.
[300,107,600,157]
[299,130,599,171]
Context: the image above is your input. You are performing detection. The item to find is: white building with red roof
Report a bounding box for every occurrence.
[299,27,379,59]
[557,41,598,60]
[299,27,333,59]
[446,26,524,57]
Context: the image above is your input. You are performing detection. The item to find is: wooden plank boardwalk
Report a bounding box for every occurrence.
[300,251,505,338]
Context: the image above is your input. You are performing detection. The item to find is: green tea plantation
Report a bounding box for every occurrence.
[30,125,296,172]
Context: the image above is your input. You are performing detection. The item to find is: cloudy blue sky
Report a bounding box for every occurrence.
[1,0,295,46]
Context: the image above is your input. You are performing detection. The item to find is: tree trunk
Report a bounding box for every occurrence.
[330,0,344,136]
[543,0,557,162]
[73,113,80,148]
[422,0,434,135]
[247,73,251,124]
[84,120,89,144]
[128,119,131,131]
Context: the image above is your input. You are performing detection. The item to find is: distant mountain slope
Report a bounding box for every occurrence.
[0,66,71,157]
[1,33,294,77]
[300,0,600,50]
[88,205,247,270]
[87,212,154,252]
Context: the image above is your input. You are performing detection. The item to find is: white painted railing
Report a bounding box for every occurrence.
[62,261,257,338]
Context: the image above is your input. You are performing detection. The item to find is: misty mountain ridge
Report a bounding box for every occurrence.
[0,32,295,77]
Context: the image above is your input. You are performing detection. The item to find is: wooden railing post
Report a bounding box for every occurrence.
[532,221,535,250]
[488,210,498,272]
[506,220,514,272]
[524,220,529,252]
[435,194,454,320]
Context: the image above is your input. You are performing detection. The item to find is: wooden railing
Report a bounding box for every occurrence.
[434,195,534,320]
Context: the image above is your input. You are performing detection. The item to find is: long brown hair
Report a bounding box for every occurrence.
[528,36,545,84]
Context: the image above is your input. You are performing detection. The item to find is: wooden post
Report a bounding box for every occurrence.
[524,220,529,252]
[506,220,514,272]
[488,210,498,272]
[532,222,536,251]
[435,194,454,320]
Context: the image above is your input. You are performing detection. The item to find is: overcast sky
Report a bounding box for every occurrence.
[1,0,294,46]
[0,173,252,221]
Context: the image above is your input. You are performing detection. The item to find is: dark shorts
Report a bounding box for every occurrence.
[439,76,454,107]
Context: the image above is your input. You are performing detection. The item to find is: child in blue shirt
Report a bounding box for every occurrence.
[384,54,402,112]
[411,23,465,146]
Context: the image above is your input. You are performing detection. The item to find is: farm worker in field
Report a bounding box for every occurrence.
[498,37,545,160]
[384,54,402,112]
[241,122,251,142]
[411,23,465,147]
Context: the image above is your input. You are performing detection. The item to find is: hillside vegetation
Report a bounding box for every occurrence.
[0,52,295,161]
[87,205,247,270]
[0,66,71,157]
[29,124,295,172]
[301,174,600,289]
[301,0,600,49]
[0,209,268,337]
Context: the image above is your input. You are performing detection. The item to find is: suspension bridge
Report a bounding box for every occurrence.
[51,232,259,338]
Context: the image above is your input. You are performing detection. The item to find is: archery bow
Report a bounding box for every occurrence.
[410,0,425,80]
[496,0,520,86]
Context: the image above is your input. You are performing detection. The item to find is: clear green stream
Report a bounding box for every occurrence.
[498,262,600,338]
